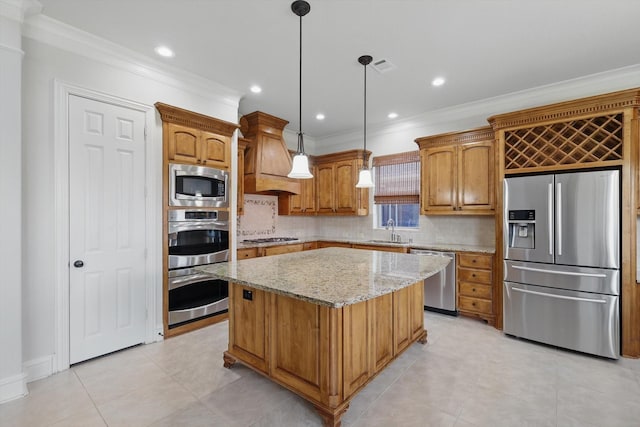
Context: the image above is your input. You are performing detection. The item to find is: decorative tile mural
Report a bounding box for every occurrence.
[237,194,277,237]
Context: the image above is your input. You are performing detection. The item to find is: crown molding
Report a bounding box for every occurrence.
[317,63,640,149]
[22,14,241,108]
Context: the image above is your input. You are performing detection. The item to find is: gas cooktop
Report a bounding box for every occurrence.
[242,237,299,244]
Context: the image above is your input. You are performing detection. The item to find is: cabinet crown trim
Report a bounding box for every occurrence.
[487,87,640,131]
[415,126,494,148]
[155,102,239,136]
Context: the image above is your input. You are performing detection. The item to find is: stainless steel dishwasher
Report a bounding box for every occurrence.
[409,249,457,315]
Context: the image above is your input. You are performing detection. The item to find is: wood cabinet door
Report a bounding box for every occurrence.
[229,284,268,373]
[421,146,456,213]
[200,130,229,168]
[166,123,200,164]
[343,300,372,397]
[457,141,494,212]
[409,282,424,341]
[373,293,393,372]
[334,160,357,214]
[316,163,336,214]
[270,294,324,402]
[393,286,412,354]
[302,168,317,213]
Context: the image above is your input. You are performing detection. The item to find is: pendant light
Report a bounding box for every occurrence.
[287,0,313,179]
[356,55,374,188]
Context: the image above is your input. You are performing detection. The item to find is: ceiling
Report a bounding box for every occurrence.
[36,0,640,139]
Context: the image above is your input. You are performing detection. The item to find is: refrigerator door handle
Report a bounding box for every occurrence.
[548,182,553,256]
[512,287,607,304]
[556,182,562,256]
[512,265,607,278]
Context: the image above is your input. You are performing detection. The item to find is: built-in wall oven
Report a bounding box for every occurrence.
[167,209,229,328]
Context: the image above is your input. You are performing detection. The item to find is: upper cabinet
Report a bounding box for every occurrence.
[280,150,370,216]
[155,102,238,171]
[164,123,229,168]
[416,127,495,215]
[237,138,250,216]
[278,154,316,215]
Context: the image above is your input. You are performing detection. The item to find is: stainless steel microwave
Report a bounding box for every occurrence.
[169,163,228,208]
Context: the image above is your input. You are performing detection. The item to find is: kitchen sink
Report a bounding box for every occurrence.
[364,239,406,245]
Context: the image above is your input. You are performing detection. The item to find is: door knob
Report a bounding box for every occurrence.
[73,260,84,268]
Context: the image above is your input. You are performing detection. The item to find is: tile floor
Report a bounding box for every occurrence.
[2,312,640,427]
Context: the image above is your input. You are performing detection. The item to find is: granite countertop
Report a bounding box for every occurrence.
[237,236,495,254]
[198,247,450,308]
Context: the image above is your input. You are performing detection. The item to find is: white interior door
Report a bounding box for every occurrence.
[68,95,147,364]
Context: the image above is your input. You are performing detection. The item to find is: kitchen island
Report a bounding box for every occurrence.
[199,247,450,426]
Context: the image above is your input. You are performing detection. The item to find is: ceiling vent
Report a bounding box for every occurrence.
[371,58,397,74]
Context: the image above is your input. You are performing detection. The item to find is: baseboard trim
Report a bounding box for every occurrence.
[23,355,54,384]
[0,372,28,404]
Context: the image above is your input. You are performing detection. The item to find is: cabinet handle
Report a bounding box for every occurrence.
[471,302,476,306]
[472,288,476,292]
[472,273,476,278]
[472,259,476,263]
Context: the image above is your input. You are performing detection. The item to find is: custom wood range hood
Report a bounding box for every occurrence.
[240,111,301,195]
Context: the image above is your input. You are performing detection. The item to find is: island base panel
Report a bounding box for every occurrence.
[225,281,426,426]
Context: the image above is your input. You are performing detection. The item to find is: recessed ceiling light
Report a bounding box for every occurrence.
[432,77,446,87]
[250,85,262,94]
[154,45,174,58]
[316,113,325,120]
[387,112,398,119]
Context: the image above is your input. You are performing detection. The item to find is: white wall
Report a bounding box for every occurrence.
[0,5,27,402]
[20,15,240,373]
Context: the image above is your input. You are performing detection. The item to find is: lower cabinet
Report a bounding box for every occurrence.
[351,244,408,253]
[236,242,315,259]
[227,281,425,411]
[456,252,495,325]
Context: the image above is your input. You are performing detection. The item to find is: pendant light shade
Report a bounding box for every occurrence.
[356,54,374,188]
[287,0,313,179]
[356,169,374,188]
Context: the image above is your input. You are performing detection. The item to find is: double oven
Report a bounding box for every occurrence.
[167,163,229,329]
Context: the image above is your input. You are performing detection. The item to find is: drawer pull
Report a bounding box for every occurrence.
[472,288,476,292]
[472,274,476,278]
[472,302,476,306]
[472,259,476,263]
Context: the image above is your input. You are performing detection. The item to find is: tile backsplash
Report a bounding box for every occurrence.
[238,194,495,247]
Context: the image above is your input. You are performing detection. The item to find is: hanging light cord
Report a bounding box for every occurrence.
[363,59,367,164]
[297,12,304,154]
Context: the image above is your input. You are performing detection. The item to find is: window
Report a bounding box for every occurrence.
[373,151,420,228]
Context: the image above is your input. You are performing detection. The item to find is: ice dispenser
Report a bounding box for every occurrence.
[508,210,535,249]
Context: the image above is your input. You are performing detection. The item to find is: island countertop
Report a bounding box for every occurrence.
[197,247,450,308]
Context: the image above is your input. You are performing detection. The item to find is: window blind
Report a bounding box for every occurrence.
[373,151,420,204]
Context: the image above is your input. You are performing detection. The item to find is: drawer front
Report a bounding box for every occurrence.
[263,243,304,257]
[459,281,492,299]
[458,295,492,314]
[237,248,258,259]
[303,241,318,251]
[458,253,492,270]
[457,267,492,284]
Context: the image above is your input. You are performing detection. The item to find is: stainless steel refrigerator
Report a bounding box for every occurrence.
[503,169,620,359]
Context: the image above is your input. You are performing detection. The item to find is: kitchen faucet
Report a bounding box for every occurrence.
[386,218,400,242]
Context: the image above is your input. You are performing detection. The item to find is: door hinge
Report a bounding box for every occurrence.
[144,125,147,140]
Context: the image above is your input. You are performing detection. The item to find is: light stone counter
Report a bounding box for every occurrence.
[198,247,450,308]
[237,237,495,254]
